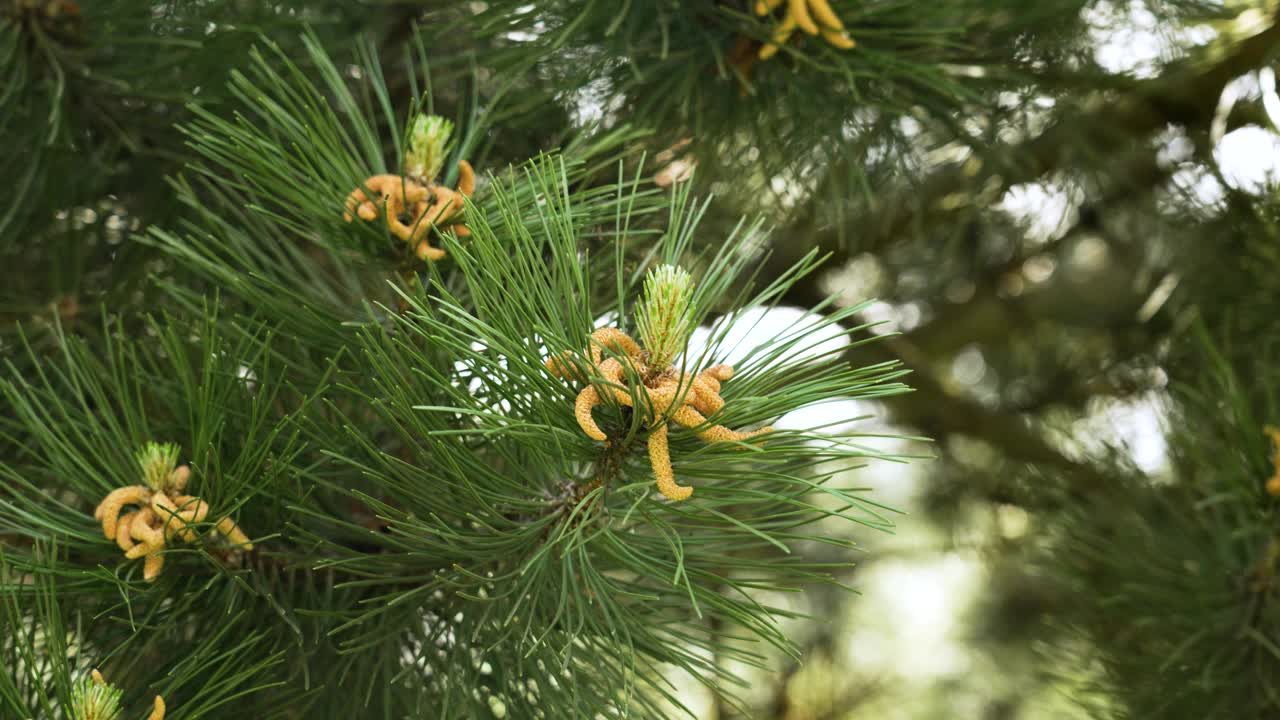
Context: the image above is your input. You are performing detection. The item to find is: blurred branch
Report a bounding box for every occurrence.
[900,169,1159,359]
[752,245,1120,506]
[771,6,1280,278]
[875,333,1112,497]
[745,15,1280,504]
[755,646,886,720]
[900,223,1085,358]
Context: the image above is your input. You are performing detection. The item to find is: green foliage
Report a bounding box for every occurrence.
[22,0,1275,716]
[0,308,300,579]
[1,550,290,720]
[0,1,365,246]
[0,3,371,397]
[1038,321,1280,718]
[287,163,911,716]
[417,0,1097,206]
[1031,193,1280,718]
[146,30,654,351]
[0,29,917,716]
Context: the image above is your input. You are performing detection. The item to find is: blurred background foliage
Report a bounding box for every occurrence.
[7,0,1280,717]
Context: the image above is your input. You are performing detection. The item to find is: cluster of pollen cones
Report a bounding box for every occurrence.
[546,327,772,500]
[94,465,252,581]
[343,160,475,261]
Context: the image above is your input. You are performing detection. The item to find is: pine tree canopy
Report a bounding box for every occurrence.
[6,1,1280,718]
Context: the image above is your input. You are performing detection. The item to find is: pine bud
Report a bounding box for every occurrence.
[136,442,180,493]
[70,672,123,720]
[636,264,696,371]
[404,114,454,181]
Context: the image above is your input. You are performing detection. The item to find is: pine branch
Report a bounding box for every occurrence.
[771,5,1280,273]
[899,174,1161,360]
[761,267,1115,504]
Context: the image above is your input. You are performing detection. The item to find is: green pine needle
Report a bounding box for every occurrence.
[2,26,923,719]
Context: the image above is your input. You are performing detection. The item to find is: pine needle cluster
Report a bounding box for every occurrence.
[1,28,914,718]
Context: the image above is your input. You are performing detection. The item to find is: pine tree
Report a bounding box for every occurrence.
[6,1,1280,718]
